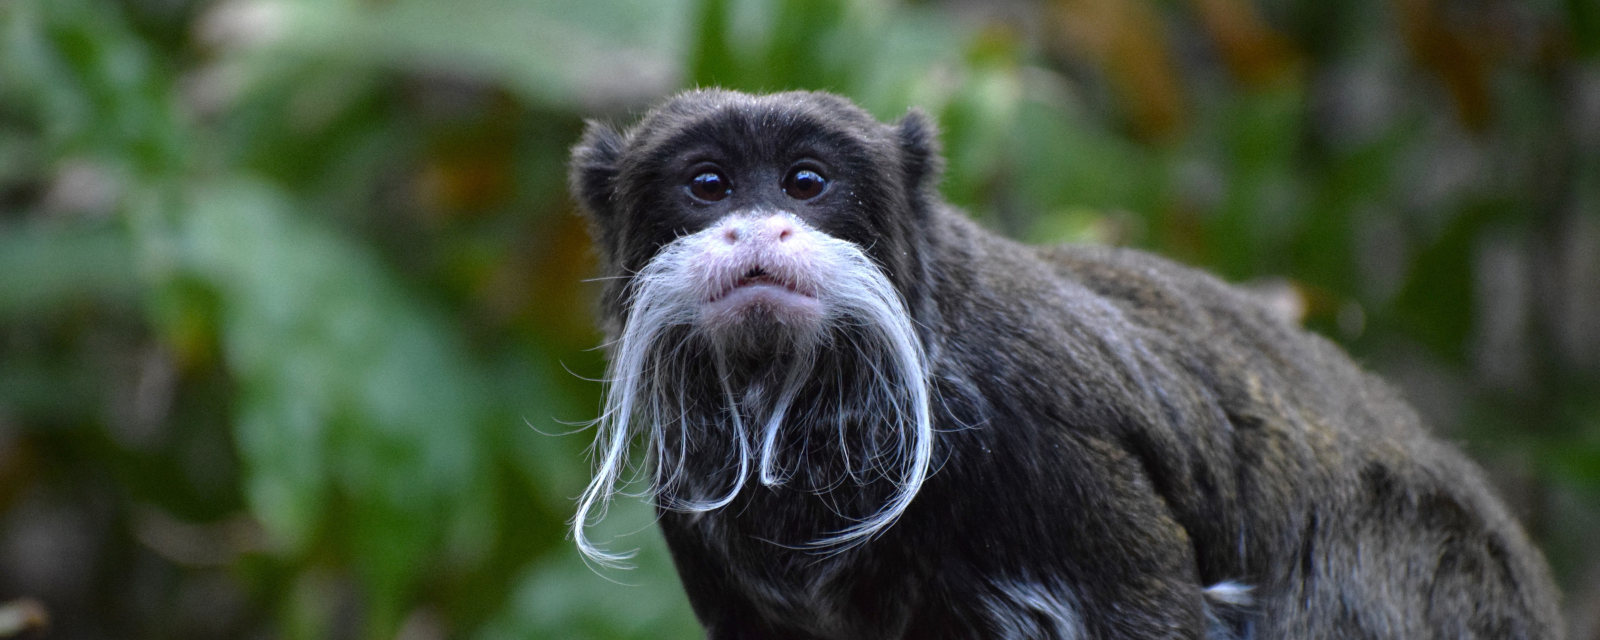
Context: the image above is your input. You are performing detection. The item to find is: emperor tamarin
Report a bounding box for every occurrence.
[567,89,1563,640]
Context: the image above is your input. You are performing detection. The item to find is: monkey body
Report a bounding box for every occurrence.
[569,90,1562,640]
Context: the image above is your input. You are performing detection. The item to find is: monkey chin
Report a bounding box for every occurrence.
[699,282,826,350]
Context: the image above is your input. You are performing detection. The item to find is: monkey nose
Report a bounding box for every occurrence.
[720,216,799,246]
[765,217,797,243]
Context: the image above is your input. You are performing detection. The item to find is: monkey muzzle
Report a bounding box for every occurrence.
[695,213,827,333]
[581,207,930,563]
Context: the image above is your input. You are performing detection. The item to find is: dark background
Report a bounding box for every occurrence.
[1,0,1597,638]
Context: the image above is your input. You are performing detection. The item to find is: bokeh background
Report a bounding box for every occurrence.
[1,0,1597,638]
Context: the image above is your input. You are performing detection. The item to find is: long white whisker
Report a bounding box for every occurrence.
[574,213,936,565]
[759,352,814,486]
[678,353,750,511]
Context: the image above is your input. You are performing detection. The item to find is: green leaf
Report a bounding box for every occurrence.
[177,177,492,637]
[0,222,140,316]
[221,0,693,111]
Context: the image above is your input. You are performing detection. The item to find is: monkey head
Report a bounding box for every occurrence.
[567,90,943,565]
[570,90,943,345]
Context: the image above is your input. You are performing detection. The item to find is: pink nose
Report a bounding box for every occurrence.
[721,216,798,245]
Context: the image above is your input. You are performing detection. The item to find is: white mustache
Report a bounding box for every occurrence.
[572,213,933,568]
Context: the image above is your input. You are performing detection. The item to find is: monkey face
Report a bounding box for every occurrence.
[567,91,941,563]
[570,90,943,347]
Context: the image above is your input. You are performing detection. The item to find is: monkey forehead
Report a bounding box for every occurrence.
[620,90,897,167]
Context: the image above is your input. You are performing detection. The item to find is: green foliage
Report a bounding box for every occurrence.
[2,0,1598,638]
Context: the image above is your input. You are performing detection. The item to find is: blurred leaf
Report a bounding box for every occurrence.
[1012,95,1157,222]
[0,0,184,172]
[475,500,699,640]
[1184,0,1302,88]
[689,0,742,88]
[1575,0,1600,58]
[1208,84,1307,278]
[221,0,692,111]
[1048,0,1188,141]
[0,223,140,316]
[1390,202,1504,364]
[177,177,491,637]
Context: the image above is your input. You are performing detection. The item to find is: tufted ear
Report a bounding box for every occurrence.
[895,108,945,201]
[568,120,626,220]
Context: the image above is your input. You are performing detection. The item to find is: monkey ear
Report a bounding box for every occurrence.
[569,120,626,220]
[895,108,945,199]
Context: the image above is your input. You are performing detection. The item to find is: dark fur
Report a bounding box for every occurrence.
[570,90,1563,640]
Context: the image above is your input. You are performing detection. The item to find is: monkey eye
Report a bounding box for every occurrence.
[688,171,731,202]
[782,168,827,200]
